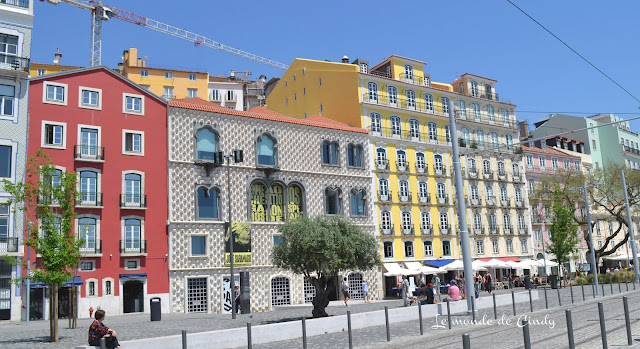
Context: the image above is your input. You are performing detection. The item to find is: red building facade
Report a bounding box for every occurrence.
[27,67,168,319]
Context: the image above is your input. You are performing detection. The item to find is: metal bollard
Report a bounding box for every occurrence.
[602,279,606,297]
[570,282,574,304]
[302,317,307,349]
[247,322,252,349]
[592,281,596,299]
[471,295,476,322]
[544,286,548,309]
[446,299,452,330]
[347,310,353,349]
[624,296,632,346]
[511,290,516,316]
[618,277,621,293]
[581,282,585,302]
[100,338,106,349]
[634,277,636,290]
[385,306,390,341]
[557,284,562,306]
[493,293,497,320]
[626,278,629,292]
[598,302,608,349]
[463,333,471,349]
[528,289,533,312]
[182,330,187,349]
[418,301,424,335]
[610,279,613,294]
[523,319,532,349]
[566,309,575,349]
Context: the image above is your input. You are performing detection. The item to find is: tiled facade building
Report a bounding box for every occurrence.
[0,0,32,321]
[167,98,379,313]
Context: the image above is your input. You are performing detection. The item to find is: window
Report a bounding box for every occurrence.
[390,116,401,136]
[399,180,409,198]
[472,103,480,120]
[79,87,101,109]
[370,112,381,133]
[421,212,431,229]
[535,230,542,241]
[444,125,451,143]
[226,90,235,101]
[383,241,393,258]
[476,240,484,254]
[500,186,508,201]
[251,182,300,222]
[188,88,198,98]
[552,157,558,171]
[257,134,277,166]
[520,238,528,253]
[498,161,506,176]
[44,82,67,104]
[529,180,535,194]
[492,239,499,254]
[418,181,428,200]
[503,214,511,231]
[125,259,139,270]
[0,205,8,240]
[442,240,451,256]
[381,211,391,232]
[105,280,112,295]
[439,212,449,229]
[515,188,522,202]
[598,240,603,249]
[318,77,322,86]
[196,128,218,161]
[424,93,434,112]
[165,71,173,79]
[539,156,546,170]
[37,68,46,76]
[401,211,412,232]
[489,214,497,231]
[123,93,144,114]
[163,86,174,99]
[505,135,513,150]
[376,148,387,166]
[350,190,366,216]
[396,150,407,168]
[360,63,367,73]
[424,241,433,256]
[487,106,495,122]
[461,128,470,144]
[367,82,378,102]
[0,84,14,116]
[79,171,98,205]
[324,187,342,215]
[409,119,420,139]
[434,154,444,173]
[526,155,534,169]
[458,100,466,118]
[416,152,426,171]
[575,160,581,170]
[476,130,484,147]
[140,69,148,77]
[77,217,96,252]
[388,86,398,105]
[436,182,446,200]
[79,127,99,159]
[406,90,416,109]
[490,132,498,147]
[428,122,438,142]
[506,239,513,253]
[191,236,206,256]
[378,179,389,196]
[79,261,94,271]
[403,64,413,80]
[471,80,478,97]
[123,131,143,155]
[404,241,414,258]
[592,139,597,151]
[518,215,525,230]
[483,159,491,174]
[347,144,363,167]
[441,97,450,114]
[189,73,197,81]
[501,109,510,125]
[210,90,220,101]
[512,163,520,176]
[124,219,142,252]
[471,185,479,200]
[42,122,64,147]
[88,281,96,296]
[0,145,11,179]
[322,141,339,165]
[486,185,494,198]
[124,173,142,206]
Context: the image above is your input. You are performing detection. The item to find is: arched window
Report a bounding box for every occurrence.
[388,86,398,105]
[421,212,431,229]
[78,217,96,252]
[409,119,420,139]
[322,140,339,165]
[424,93,434,112]
[470,185,479,200]
[484,84,492,99]
[105,280,112,295]
[401,212,412,233]
[370,112,381,133]
[434,154,444,173]
[515,188,522,202]
[501,109,509,126]
[347,144,363,167]
[424,240,433,256]
[441,97,450,114]
[124,218,141,252]
[406,90,416,109]
[378,179,389,198]
[490,132,499,147]
[197,186,219,219]
[427,122,438,141]
[471,80,478,97]
[483,159,491,174]
[468,158,476,170]
[458,100,466,118]
[418,182,429,201]
[476,130,484,147]
[439,213,449,229]
[350,189,366,216]
[79,170,98,205]
[487,106,495,122]
[489,214,497,230]
[287,184,303,220]
[512,163,520,176]
[461,128,470,144]
[444,125,451,143]
[381,211,391,232]
[505,135,514,150]
[415,152,426,172]
[500,186,508,201]
[251,182,267,221]
[486,185,494,198]
[324,187,342,215]
[376,148,387,167]
[390,116,401,136]
[472,103,480,120]
[269,184,284,222]
[474,213,482,230]
[436,183,446,199]
[399,180,409,197]
[196,128,218,161]
[257,134,277,166]
[367,82,378,102]
[396,150,407,168]
[124,173,141,206]
[498,161,506,176]
[404,64,413,80]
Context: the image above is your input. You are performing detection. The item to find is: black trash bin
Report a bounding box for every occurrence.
[150,297,161,321]
[549,275,558,289]
[524,275,531,289]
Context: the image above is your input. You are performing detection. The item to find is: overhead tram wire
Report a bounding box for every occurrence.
[505,0,640,105]
[463,113,640,156]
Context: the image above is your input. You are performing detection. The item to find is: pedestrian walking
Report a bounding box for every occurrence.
[401,275,410,307]
[485,272,493,293]
[342,277,351,307]
[362,279,370,303]
[234,285,241,313]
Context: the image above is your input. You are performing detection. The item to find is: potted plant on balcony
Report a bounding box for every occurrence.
[470,141,478,149]
[514,146,523,154]
[458,138,466,147]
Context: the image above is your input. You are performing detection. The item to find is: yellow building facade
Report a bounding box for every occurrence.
[267,55,468,265]
[118,47,209,99]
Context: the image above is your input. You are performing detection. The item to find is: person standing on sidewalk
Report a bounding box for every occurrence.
[342,277,351,307]
[401,275,410,307]
[362,279,370,303]
[485,272,493,293]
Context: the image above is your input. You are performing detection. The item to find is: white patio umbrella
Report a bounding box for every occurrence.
[537,258,558,267]
[472,260,489,271]
[518,259,542,269]
[484,258,509,268]
[443,260,487,272]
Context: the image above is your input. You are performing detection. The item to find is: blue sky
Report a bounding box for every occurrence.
[32,0,640,131]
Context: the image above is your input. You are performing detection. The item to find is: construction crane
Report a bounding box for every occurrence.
[42,0,288,69]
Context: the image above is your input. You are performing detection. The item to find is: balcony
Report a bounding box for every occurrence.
[433,166,447,176]
[378,190,392,202]
[623,145,640,156]
[515,199,524,208]
[486,196,496,206]
[163,94,175,99]
[439,225,450,235]
[519,227,529,235]
[467,167,478,179]
[398,192,412,203]
[120,194,147,209]
[380,227,392,236]
[469,196,482,206]
[473,226,485,235]
[76,192,103,208]
[0,54,29,77]
[402,226,415,235]
[362,93,450,117]
[74,145,105,162]
[398,73,427,85]
[513,174,521,182]
[483,170,494,180]
[436,195,448,205]
[396,160,409,172]
[120,239,147,255]
[421,225,432,235]
[415,163,428,174]
[503,225,513,235]
[0,0,29,8]
[498,171,507,180]
[79,240,102,255]
[463,88,502,102]
[0,237,18,253]
[455,110,516,129]
[501,197,511,207]
[418,194,430,204]
[375,159,389,171]
[367,126,450,145]
[489,226,500,235]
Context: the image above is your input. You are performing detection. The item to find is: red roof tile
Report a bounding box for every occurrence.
[169,98,368,134]
[522,145,581,159]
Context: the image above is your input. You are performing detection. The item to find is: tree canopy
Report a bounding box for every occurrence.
[546,187,580,278]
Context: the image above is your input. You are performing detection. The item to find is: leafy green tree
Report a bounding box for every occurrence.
[547,187,580,284]
[272,215,381,318]
[2,150,81,342]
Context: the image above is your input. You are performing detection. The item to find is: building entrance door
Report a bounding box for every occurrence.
[123,280,144,313]
[0,260,11,320]
[29,288,44,320]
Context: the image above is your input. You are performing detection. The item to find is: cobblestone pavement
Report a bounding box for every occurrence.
[0,282,635,348]
[255,281,640,349]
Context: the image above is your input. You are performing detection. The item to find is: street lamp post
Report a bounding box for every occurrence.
[583,182,599,295]
[222,149,243,320]
[621,170,640,284]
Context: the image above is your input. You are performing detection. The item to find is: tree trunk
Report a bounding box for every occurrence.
[49,289,53,342]
[310,276,335,318]
[51,287,59,342]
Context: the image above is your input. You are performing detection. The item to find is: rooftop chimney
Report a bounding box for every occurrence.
[341,55,349,63]
[54,48,62,66]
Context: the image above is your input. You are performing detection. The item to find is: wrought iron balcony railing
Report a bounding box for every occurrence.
[74,145,105,161]
[0,54,29,73]
[76,192,103,207]
[120,239,147,254]
[120,194,147,208]
[79,239,102,254]
[0,237,18,252]
[378,190,392,202]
